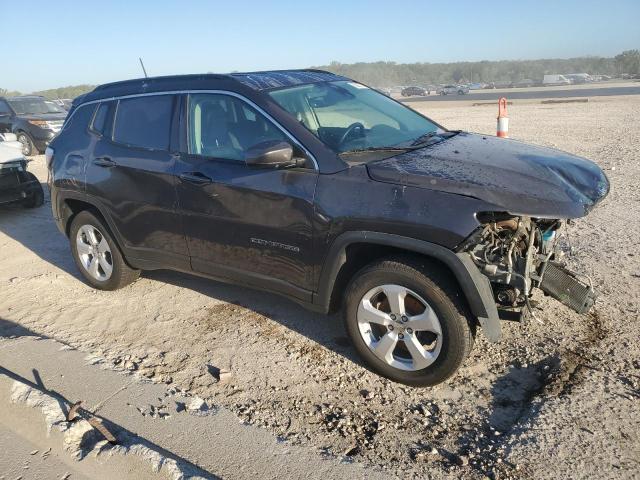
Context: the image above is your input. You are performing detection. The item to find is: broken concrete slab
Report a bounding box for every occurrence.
[0,335,389,480]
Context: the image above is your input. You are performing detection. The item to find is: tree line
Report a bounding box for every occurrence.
[317,50,640,87]
[2,50,638,99]
[0,85,95,100]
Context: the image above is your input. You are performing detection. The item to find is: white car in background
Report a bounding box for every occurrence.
[0,133,44,208]
[437,84,470,95]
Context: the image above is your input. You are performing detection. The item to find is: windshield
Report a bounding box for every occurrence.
[7,98,65,115]
[268,81,441,155]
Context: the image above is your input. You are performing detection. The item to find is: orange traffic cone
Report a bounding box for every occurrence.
[497,97,509,138]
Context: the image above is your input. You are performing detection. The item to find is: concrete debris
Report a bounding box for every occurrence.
[343,445,358,457]
[9,381,208,480]
[10,382,66,434]
[185,396,216,416]
[218,369,233,384]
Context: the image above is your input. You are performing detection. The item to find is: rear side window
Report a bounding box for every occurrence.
[113,95,174,150]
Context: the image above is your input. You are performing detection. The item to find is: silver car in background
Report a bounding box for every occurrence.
[437,84,470,95]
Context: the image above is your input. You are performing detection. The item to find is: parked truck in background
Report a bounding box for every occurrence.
[543,74,571,86]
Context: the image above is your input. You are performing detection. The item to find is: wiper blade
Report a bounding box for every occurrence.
[410,131,440,146]
[342,131,461,155]
[341,146,412,154]
[410,130,459,147]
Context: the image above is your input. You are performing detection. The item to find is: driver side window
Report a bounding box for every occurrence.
[187,94,289,161]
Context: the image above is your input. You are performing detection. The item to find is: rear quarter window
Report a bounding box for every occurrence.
[61,103,98,135]
[90,101,115,136]
[113,95,174,150]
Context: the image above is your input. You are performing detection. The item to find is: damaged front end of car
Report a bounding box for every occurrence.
[366,131,610,328]
[459,212,596,320]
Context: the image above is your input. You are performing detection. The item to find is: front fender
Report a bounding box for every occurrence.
[314,231,501,342]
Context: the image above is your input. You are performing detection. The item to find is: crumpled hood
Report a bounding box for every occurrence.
[367,132,610,218]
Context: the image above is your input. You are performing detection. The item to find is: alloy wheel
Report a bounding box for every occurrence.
[357,284,443,371]
[17,134,31,156]
[76,224,113,281]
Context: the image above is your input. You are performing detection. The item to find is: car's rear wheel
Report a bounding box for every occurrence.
[343,256,475,387]
[16,132,37,156]
[69,210,140,290]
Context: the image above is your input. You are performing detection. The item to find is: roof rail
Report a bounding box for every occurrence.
[92,73,229,92]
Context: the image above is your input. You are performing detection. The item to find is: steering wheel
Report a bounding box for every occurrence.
[338,122,365,147]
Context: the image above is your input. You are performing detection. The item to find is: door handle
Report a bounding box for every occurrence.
[93,157,117,168]
[179,171,213,184]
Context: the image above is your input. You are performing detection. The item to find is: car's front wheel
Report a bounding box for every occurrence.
[16,132,37,156]
[343,256,475,387]
[69,210,140,290]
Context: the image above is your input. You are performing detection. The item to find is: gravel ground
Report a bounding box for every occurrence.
[1,95,638,479]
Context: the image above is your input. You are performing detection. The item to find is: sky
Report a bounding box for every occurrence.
[2,0,639,92]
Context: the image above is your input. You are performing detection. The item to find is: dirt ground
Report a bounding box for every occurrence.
[1,95,639,479]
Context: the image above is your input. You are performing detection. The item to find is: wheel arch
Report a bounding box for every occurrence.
[61,197,107,237]
[315,231,501,342]
[60,196,141,270]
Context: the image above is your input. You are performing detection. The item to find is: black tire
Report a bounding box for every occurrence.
[22,172,44,208]
[16,132,37,156]
[69,210,140,290]
[343,256,475,387]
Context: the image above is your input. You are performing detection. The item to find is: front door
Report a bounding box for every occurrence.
[175,93,318,300]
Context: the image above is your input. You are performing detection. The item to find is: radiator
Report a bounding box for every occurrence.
[539,262,595,314]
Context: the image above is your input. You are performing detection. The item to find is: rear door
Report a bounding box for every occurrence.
[174,92,318,299]
[84,94,189,269]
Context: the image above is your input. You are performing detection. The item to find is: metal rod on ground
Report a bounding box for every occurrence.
[497,97,509,138]
[67,400,117,444]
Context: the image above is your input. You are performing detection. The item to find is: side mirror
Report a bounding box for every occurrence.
[245,140,302,169]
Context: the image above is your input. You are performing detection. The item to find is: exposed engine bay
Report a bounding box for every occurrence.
[462,212,596,317]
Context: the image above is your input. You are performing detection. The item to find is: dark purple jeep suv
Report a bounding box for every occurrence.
[47,70,609,386]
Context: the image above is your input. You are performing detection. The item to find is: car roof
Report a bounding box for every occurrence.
[77,69,350,105]
[6,95,46,100]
